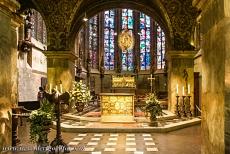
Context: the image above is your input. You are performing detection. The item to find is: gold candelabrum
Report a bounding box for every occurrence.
[175,95,192,118]
[175,84,192,118]
[45,83,70,153]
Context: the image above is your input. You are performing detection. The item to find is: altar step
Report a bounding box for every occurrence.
[55,110,201,133]
[53,117,201,133]
[62,110,177,123]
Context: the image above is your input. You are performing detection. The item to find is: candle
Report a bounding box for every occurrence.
[49,83,52,93]
[60,84,63,93]
[188,84,190,95]
[182,86,184,96]
[176,84,178,94]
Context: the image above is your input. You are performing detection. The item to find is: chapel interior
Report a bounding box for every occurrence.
[0,0,229,154]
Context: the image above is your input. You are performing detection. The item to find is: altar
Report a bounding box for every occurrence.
[100,93,135,122]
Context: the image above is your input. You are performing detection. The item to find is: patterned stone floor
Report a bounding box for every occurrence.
[7,118,201,154]
[67,133,158,154]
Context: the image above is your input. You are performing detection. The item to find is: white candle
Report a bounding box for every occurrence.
[60,84,63,93]
[176,84,178,94]
[49,83,52,93]
[188,84,190,95]
[182,86,184,96]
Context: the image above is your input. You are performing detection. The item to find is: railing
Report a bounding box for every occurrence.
[196,105,202,113]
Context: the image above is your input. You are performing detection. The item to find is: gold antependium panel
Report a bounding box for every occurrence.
[100,93,134,122]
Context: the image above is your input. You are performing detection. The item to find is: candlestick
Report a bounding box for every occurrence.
[188,84,190,95]
[182,86,184,96]
[175,95,180,117]
[50,83,52,93]
[185,96,192,117]
[181,96,186,118]
[176,84,178,95]
[60,84,63,93]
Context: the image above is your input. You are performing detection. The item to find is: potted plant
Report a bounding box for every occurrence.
[69,80,92,112]
[29,99,54,146]
[144,93,163,126]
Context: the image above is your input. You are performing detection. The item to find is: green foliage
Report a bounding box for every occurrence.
[69,80,92,103]
[29,99,54,143]
[144,93,163,120]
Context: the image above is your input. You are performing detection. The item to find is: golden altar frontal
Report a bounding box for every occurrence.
[112,76,136,88]
[100,93,135,122]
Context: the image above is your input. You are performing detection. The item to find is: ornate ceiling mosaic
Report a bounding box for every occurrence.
[160,0,199,50]
[29,0,83,50]
[20,0,199,51]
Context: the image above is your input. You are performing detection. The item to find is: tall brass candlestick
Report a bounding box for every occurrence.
[180,96,186,118]
[45,91,70,153]
[175,95,180,117]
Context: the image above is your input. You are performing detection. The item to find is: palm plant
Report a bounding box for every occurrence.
[69,80,92,111]
[29,99,54,143]
[144,93,163,122]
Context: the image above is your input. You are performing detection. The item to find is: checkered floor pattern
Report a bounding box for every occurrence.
[67,133,158,154]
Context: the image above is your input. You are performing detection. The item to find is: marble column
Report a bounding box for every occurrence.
[167,51,196,115]
[0,0,22,150]
[45,51,77,92]
[198,0,230,153]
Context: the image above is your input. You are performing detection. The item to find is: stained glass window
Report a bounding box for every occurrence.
[104,10,115,70]
[89,15,98,69]
[156,23,166,69]
[90,9,166,72]
[37,13,43,43]
[42,22,47,44]
[31,9,47,44]
[31,11,37,39]
[121,9,134,71]
[140,13,151,70]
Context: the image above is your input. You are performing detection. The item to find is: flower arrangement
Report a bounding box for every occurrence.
[29,99,54,143]
[144,93,163,121]
[69,80,92,103]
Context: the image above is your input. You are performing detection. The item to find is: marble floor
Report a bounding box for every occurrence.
[7,119,201,154]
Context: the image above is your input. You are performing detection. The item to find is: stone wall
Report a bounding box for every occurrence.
[194,50,202,74]
[18,43,47,102]
[0,0,21,150]
[167,51,195,114]
[90,72,101,94]
[225,23,230,153]
[199,0,228,153]
[46,52,76,92]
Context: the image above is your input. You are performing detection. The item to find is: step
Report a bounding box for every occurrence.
[52,117,201,133]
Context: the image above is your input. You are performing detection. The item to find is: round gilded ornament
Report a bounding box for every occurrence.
[118,29,135,51]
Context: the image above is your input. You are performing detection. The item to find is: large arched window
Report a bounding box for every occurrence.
[121,9,134,71]
[156,23,165,69]
[104,10,115,70]
[139,13,151,70]
[31,9,47,44]
[84,9,166,72]
[89,15,99,69]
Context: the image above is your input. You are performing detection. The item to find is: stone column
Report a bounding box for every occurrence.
[197,0,230,153]
[45,51,77,92]
[0,0,22,149]
[167,51,196,115]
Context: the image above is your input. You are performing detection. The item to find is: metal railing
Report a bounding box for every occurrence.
[196,105,202,113]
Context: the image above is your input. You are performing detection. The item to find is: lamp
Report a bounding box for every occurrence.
[83,12,88,22]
